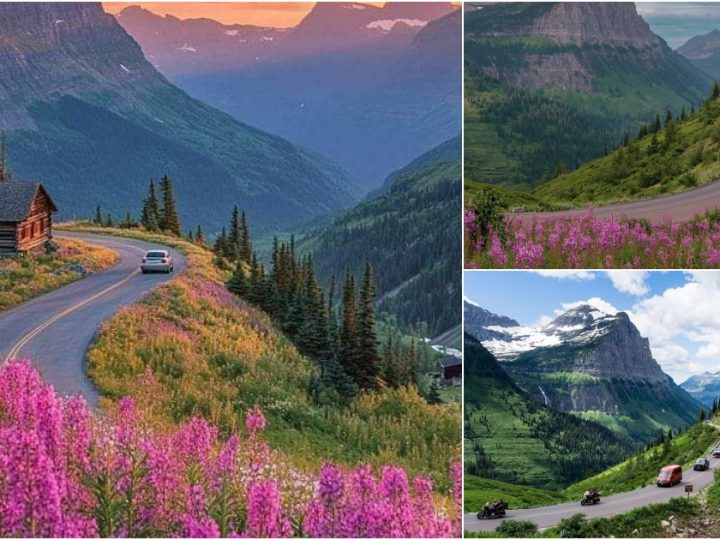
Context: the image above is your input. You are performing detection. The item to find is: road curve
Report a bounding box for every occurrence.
[522,179,720,224]
[0,231,186,406]
[464,435,720,532]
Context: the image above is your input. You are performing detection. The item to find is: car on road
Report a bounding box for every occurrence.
[694,458,710,471]
[657,465,682,487]
[141,250,174,274]
[713,447,720,458]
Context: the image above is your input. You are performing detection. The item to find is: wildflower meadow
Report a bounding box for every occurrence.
[465,208,720,268]
[0,360,461,537]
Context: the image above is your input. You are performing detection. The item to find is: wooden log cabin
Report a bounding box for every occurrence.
[0,182,58,255]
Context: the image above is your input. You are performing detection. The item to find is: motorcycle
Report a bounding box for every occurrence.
[477,501,508,519]
[580,492,601,506]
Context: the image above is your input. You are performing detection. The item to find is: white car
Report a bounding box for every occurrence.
[141,250,174,274]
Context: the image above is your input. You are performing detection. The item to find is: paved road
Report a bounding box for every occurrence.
[465,431,720,532]
[521,180,720,224]
[0,232,185,405]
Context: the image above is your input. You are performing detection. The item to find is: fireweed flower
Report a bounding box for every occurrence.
[0,361,460,538]
[465,208,720,268]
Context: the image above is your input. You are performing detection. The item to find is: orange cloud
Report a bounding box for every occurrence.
[103,2,383,27]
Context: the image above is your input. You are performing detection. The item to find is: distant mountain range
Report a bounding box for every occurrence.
[681,371,720,408]
[678,29,720,79]
[464,334,629,489]
[0,2,361,232]
[304,136,461,338]
[116,3,461,190]
[464,300,703,443]
[464,2,711,188]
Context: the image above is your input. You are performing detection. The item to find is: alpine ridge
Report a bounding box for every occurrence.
[0,2,359,231]
[465,302,703,443]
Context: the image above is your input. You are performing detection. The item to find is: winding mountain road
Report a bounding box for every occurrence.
[521,179,720,224]
[0,231,185,405]
[465,428,720,532]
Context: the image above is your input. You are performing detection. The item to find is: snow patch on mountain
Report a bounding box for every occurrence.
[366,18,428,32]
[176,44,197,53]
[482,305,618,360]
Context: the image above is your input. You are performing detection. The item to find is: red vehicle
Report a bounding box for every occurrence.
[657,465,682,487]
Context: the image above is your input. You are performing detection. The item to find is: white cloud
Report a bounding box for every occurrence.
[535,270,596,281]
[607,271,650,296]
[628,273,720,381]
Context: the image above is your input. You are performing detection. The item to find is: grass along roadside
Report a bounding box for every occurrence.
[465,421,720,513]
[58,222,460,491]
[0,237,118,312]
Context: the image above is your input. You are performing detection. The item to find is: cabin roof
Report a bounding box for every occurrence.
[0,182,57,222]
[438,356,462,368]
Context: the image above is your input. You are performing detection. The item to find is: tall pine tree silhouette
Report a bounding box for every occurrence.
[355,262,380,389]
[159,175,180,235]
[141,180,160,231]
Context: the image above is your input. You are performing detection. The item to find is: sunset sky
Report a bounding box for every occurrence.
[103,2,382,27]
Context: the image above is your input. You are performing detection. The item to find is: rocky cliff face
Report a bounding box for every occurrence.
[465,2,706,94]
[477,303,702,443]
[463,299,519,342]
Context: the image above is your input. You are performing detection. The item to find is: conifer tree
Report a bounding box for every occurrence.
[214,227,228,258]
[105,213,113,228]
[711,81,720,102]
[239,210,251,264]
[141,180,161,231]
[195,225,205,245]
[94,205,103,225]
[354,262,381,389]
[159,175,181,235]
[665,110,672,126]
[426,381,443,405]
[187,229,194,241]
[227,262,248,297]
[700,409,707,422]
[338,269,358,385]
[228,205,240,261]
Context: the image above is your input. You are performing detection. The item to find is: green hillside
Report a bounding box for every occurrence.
[303,138,461,338]
[464,335,629,491]
[534,88,720,206]
[463,2,711,189]
[564,421,720,499]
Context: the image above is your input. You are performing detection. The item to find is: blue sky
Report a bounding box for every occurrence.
[639,3,720,49]
[464,271,720,383]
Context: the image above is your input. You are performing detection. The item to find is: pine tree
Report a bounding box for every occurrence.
[227,262,248,297]
[239,210,251,264]
[195,225,205,245]
[228,205,240,261]
[354,262,381,389]
[187,229,194,241]
[426,381,443,405]
[159,175,181,235]
[214,227,228,258]
[651,113,661,133]
[665,110,672,127]
[338,269,358,386]
[711,81,720,102]
[141,180,161,231]
[94,205,103,225]
[699,409,707,422]
[105,213,113,228]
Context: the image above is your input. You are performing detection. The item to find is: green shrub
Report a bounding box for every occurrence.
[496,520,539,537]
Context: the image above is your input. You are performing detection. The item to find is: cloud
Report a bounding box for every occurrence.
[607,271,650,296]
[535,270,596,281]
[628,272,720,381]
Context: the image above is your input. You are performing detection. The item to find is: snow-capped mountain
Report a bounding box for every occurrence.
[464,301,702,443]
[681,371,720,408]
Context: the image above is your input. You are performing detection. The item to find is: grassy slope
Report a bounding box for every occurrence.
[464,475,565,513]
[464,336,628,492]
[563,421,719,499]
[535,96,720,207]
[0,238,118,312]
[59,224,460,489]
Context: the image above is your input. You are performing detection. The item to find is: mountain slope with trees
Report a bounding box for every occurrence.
[464,335,629,491]
[0,3,358,233]
[534,83,720,206]
[302,137,461,339]
[464,2,711,189]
